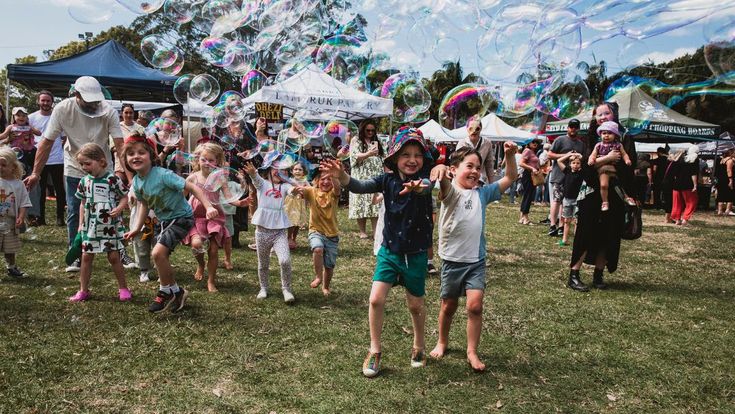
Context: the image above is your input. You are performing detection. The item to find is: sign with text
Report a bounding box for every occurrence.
[255,102,283,121]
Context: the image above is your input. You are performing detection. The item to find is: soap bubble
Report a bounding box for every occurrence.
[163,0,198,24]
[146,117,182,146]
[204,167,246,205]
[241,70,267,97]
[200,36,234,67]
[140,34,181,68]
[270,151,299,170]
[159,54,184,76]
[189,74,221,104]
[322,120,357,160]
[173,74,194,105]
[438,84,494,129]
[115,0,164,14]
[703,17,735,84]
[68,0,116,24]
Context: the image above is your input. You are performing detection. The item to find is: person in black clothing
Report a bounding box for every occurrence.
[670,146,699,226]
[650,147,669,209]
[568,103,631,291]
[715,149,735,215]
[557,152,584,246]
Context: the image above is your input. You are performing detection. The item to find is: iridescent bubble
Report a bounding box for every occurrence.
[68,0,116,24]
[664,68,676,79]
[617,39,652,71]
[703,17,735,84]
[322,120,357,160]
[204,167,245,205]
[166,150,195,167]
[492,80,540,119]
[189,74,221,105]
[271,151,299,170]
[140,35,180,68]
[241,70,267,97]
[173,74,194,105]
[315,35,362,73]
[223,40,255,74]
[163,0,198,24]
[115,0,164,14]
[219,91,246,122]
[159,53,184,76]
[535,71,590,119]
[438,84,494,129]
[432,36,461,64]
[146,117,182,146]
[293,109,325,139]
[200,36,234,67]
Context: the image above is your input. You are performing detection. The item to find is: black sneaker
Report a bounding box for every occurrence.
[7,267,25,278]
[547,225,558,236]
[148,290,175,313]
[427,263,438,275]
[170,288,189,313]
[120,250,138,269]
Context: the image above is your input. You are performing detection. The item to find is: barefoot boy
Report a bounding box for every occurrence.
[429,142,518,372]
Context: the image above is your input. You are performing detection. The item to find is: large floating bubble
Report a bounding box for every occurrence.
[703,17,735,85]
[241,70,267,97]
[162,0,198,24]
[204,167,246,205]
[68,0,116,25]
[322,120,357,160]
[140,35,180,69]
[189,74,221,104]
[173,74,194,105]
[438,84,494,130]
[116,0,164,14]
[146,117,182,147]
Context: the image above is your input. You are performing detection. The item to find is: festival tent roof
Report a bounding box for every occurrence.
[418,119,456,142]
[545,87,720,141]
[108,99,212,118]
[429,113,535,142]
[6,40,178,102]
[242,64,393,120]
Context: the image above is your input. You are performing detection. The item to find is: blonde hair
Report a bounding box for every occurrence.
[192,142,225,172]
[76,143,108,168]
[0,147,24,179]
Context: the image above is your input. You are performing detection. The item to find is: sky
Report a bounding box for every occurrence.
[1,0,734,84]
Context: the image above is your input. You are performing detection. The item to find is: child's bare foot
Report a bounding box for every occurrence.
[223,260,233,270]
[310,278,321,288]
[194,267,204,281]
[467,352,486,372]
[430,343,447,359]
[207,282,218,293]
[322,288,331,296]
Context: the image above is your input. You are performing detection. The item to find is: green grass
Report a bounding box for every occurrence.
[1,200,734,413]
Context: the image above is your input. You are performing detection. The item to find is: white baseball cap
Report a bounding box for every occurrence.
[11,107,28,115]
[72,76,105,102]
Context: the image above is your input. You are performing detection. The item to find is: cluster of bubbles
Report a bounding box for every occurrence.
[68,0,734,139]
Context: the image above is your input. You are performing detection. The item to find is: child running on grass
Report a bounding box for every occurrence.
[123,133,219,313]
[557,152,584,246]
[294,169,341,296]
[428,142,519,372]
[0,147,32,278]
[321,126,435,378]
[68,143,130,302]
[243,157,296,303]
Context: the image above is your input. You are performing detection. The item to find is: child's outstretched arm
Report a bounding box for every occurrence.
[319,158,350,187]
[496,141,519,193]
[186,181,219,219]
[430,164,452,199]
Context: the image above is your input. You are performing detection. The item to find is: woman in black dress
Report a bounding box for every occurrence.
[715,148,735,215]
[567,102,632,291]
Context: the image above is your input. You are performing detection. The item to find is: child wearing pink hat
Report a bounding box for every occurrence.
[588,121,632,211]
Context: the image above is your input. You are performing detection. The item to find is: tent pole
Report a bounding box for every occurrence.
[4,74,9,124]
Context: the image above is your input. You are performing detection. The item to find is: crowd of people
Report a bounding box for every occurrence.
[1,75,733,378]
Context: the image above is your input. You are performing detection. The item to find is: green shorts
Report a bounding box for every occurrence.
[373,246,427,297]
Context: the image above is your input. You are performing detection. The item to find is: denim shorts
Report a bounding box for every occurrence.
[562,198,578,219]
[155,216,194,253]
[308,232,339,269]
[439,259,486,299]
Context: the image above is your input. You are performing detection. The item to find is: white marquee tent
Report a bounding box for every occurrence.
[242,64,393,120]
[421,113,535,143]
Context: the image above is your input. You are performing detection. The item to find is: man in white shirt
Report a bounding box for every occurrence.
[28,90,66,227]
[455,117,494,185]
[24,76,125,272]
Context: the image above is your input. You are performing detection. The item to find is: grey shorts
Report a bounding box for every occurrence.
[155,216,194,253]
[552,182,565,203]
[562,198,578,219]
[440,259,486,299]
[308,232,339,269]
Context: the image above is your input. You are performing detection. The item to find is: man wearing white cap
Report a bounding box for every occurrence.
[24,76,124,272]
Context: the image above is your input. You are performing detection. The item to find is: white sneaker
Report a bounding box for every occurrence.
[256,288,268,300]
[282,289,295,303]
[65,259,81,273]
[139,271,150,283]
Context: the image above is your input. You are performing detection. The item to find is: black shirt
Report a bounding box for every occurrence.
[562,168,584,199]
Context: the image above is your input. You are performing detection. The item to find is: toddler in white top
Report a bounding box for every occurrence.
[244,160,296,302]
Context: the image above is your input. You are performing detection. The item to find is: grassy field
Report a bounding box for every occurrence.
[1,200,734,413]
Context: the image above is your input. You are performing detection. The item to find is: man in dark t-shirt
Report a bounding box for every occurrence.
[651,147,669,209]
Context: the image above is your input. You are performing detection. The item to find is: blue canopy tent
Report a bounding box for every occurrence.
[6,40,177,102]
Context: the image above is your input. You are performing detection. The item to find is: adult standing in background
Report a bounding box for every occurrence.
[28,90,66,227]
[518,139,541,225]
[715,148,735,216]
[117,103,144,183]
[24,76,124,273]
[670,146,700,226]
[455,116,494,185]
[650,147,669,209]
[546,119,586,237]
[348,120,383,239]
[0,104,6,131]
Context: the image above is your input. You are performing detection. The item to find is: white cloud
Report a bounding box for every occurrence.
[640,47,697,64]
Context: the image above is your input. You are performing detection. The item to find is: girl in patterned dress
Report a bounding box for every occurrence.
[284,162,308,249]
[69,143,130,302]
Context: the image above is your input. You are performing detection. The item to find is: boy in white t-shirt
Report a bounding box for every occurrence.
[428,142,519,372]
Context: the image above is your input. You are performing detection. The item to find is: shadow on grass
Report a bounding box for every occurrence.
[604,280,730,301]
